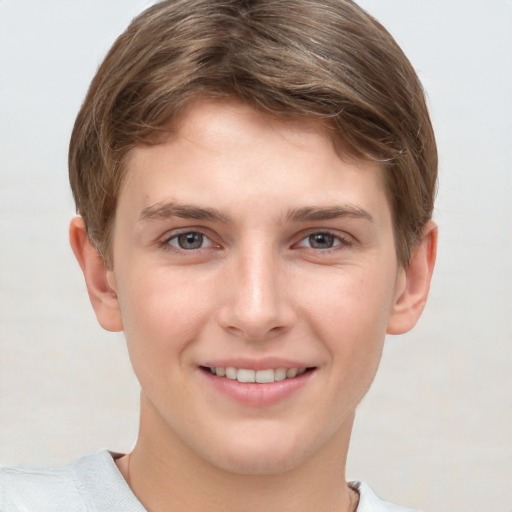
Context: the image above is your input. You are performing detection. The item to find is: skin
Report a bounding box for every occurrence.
[70,99,437,512]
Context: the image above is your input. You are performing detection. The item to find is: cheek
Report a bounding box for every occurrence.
[302,268,396,379]
[115,269,213,373]
[305,267,395,335]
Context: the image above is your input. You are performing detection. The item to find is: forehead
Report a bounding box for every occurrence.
[121,99,389,218]
[171,98,333,148]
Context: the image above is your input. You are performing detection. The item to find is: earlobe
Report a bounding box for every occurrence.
[69,216,124,332]
[386,220,438,335]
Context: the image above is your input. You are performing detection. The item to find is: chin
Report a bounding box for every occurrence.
[211,449,301,476]
[197,427,316,476]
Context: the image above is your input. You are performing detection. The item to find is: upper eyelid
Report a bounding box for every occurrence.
[299,232,349,244]
[159,227,354,247]
[162,227,213,241]
[159,229,215,250]
[167,230,208,241]
[295,228,353,242]
[161,230,217,254]
[293,229,357,252]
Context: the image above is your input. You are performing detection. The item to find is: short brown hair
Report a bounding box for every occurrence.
[69,0,437,267]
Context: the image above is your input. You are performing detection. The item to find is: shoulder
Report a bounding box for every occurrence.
[0,450,144,512]
[0,460,85,512]
[351,481,421,512]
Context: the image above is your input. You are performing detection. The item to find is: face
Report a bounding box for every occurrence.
[108,99,407,474]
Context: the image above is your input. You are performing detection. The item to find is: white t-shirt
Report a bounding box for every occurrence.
[0,450,419,512]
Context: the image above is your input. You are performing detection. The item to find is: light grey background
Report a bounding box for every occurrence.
[1,1,511,511]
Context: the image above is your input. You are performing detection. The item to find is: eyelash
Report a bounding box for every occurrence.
[160,229,352,254]
[162,230,216,253]
[296,230,353,251]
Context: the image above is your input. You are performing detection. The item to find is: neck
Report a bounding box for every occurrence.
[116,395,359,512]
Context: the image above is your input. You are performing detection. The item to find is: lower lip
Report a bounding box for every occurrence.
[199,368,314,407]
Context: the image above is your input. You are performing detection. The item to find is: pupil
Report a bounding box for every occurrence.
[310,233,334,249]
[178,232,203,249]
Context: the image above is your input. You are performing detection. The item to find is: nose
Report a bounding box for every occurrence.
[217,244,297,340]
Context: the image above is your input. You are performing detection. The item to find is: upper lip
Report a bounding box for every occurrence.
[200,357,316,371]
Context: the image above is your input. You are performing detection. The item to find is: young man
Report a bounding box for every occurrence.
[0,1,437,510]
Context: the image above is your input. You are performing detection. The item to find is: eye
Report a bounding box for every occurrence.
[297,232,346,250]
[167,231,212,250]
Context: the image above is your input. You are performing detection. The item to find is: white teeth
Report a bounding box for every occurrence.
[225,367,237,380]
[255,369,274,383]
[274,367,287,381]
[286,368,298,378]
[237,369,256,382]
[210,366,308,383]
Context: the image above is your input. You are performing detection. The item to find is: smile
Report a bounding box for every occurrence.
[205,366,309,383]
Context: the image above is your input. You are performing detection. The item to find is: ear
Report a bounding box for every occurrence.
[69,216,123,332]
[386,220,438,335]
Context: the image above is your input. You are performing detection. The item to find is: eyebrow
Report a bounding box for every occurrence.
[285,205,374,223]
[139,202,232,224]
[138,201,373,225]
